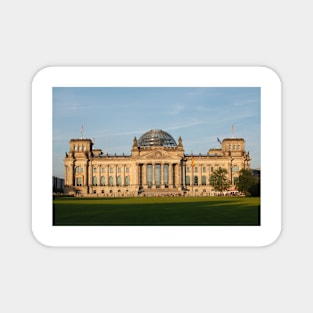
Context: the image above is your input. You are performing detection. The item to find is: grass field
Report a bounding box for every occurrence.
[53,196,260,226]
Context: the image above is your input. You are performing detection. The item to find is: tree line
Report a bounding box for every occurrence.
[210,168,260,196]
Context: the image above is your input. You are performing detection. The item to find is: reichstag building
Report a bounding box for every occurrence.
[64,129,251,197]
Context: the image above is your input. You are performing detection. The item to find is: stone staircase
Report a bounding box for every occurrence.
[138,187,183,197]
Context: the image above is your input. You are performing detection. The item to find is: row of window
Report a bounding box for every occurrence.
[76,166,130,173]
[229,144,241,150]
[187,166,212,173]
[76,176,130,186]
[73,145,87,151]
[186,165,239,173]
[185,175,239,185]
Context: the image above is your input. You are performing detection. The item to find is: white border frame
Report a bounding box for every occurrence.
[32,66,281,247]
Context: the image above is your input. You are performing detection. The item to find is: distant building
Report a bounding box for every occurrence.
[64,129,251,197]
[250,168,261,181]
[53,176,64,193]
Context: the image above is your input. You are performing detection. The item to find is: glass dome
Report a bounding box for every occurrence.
[138,129,177,147]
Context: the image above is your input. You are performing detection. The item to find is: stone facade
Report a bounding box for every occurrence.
[64,130,250,197]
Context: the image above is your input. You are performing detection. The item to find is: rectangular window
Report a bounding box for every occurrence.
[201,175,206,186]
[101,167,105,173]
[125,167,129,173]
[155,164,161,188]
[232,166,239,172]
[118,167,121,173]
[164,164,169,187]
[147,164,152,188]
[186,176,190,185]
[109,167,113,173]
[93,167,97,173]
[76,166,83,173]
[186,167,190,173]
[202,167,206,172]
[76,177,82,186]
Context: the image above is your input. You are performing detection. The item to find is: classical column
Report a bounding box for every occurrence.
[137,164,141,188]
[191,163,194,187]
[97,165,101,187]
[142,163,146,187]
[176,163,179,188]
[181,160,186,188]
[70,163,75,186]
[168,163,172,187]
[160,162,164,188]
[106,165,109,187]
[115,164,118,186]
[84,161,88,186]
[65,164,71,186]
[88,162,93,188]
[122,164,125,186]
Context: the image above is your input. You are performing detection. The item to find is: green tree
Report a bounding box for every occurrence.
[236,169,258,196]
[210,168,231,193]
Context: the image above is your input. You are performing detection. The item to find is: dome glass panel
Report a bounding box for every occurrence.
[138,129,177,147]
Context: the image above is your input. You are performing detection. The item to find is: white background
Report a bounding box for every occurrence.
[1,1,309,312]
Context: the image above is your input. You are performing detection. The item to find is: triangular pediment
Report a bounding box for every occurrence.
[139,148,182,161]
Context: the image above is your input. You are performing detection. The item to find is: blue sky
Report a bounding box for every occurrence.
[53,87,260,178]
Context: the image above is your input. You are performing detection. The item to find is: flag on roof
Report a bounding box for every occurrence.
[217,137,222,144]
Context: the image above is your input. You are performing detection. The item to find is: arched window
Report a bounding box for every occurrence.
[125,176,130,186]
[92,176,97,186]
[76,177,82,186]
[117,176,122,186]
[100,176,105,186]
[194,176,198,186]
[109,176,114,186]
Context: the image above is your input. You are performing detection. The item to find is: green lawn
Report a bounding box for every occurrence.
[53,196,260,226]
